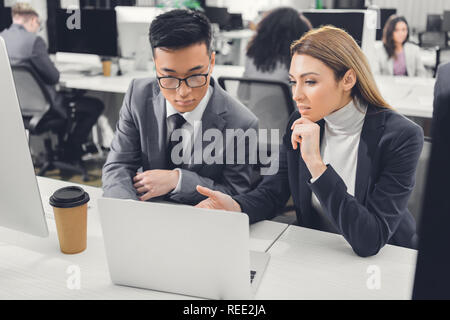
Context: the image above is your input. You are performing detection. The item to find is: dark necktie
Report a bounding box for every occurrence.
[167,113,187,169]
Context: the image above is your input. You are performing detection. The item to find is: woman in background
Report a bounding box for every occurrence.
[243,7,312,83]
[374,15,427,77]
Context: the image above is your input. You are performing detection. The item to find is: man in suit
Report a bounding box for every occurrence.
[413,62,450,299]
[0,3,104,162]
[102,9,258,205]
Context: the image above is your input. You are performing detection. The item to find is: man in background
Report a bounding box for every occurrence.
[0,3,104,164]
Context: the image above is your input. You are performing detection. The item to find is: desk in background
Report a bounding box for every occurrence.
[0,177,417,299]
[56,53,435,119]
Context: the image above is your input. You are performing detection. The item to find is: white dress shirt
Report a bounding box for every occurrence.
[311,99,368,232]
[166,85,213,193]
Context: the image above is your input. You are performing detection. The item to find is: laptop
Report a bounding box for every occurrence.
[97,198,270,300]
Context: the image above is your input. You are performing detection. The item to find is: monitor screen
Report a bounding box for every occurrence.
[204,6,231,30]
[376,8,397,41]
[302,11,365,47]
[54,8,118,57]
[0,6,12,32]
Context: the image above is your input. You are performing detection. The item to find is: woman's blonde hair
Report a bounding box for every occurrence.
[290,26,391,109]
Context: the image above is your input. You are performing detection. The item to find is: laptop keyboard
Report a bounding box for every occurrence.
[250,270,256,284]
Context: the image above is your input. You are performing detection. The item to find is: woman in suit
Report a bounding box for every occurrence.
[373,15,427,77]
[195,26,424,257]
[243,7,311,83]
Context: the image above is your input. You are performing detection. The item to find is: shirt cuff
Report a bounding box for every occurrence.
[171,168,183,194]
[310,169,326,184]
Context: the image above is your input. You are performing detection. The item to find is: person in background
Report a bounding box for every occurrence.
[0,3,104,164]
[196,26,424,257]
[243,7,312,83]
[373,15,427,77]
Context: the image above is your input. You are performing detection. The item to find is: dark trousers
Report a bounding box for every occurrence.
[54,94,104,161]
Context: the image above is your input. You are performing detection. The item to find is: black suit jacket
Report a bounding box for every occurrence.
[413,62,450,299]
[234,104,424,257]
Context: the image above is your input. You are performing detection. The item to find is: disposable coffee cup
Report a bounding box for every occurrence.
[49,187,90,254]
[102,60,112,77]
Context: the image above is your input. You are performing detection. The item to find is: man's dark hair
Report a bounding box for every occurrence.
[149,9,213,55]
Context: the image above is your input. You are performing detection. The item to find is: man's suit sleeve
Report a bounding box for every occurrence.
[309,124,424,257]
[30,36,60,85]
[169,118,260,205]
[102,80,141,200]
[232,141,291,224]
[231,113,295,224]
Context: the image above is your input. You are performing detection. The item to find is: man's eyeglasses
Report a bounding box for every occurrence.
[157,63,211,90]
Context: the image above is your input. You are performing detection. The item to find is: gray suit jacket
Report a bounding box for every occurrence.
[0,24,65,118]
[373,41,428,77]
[102,77,259,205]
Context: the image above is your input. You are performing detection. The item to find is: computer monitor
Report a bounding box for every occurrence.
[376,8,397,41]
[0,37,48,237]
[302,10,365,47]
[115,6,164,59]
[54,8,118,57]
[229,13,244,30]
[334,0,365,9]
[204,6,231,30]
[442,11,450,32]
[301,9,377,75]
[0,6,11,32]
[426,14,442,32]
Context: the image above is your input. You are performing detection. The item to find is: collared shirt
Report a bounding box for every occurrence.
[166,85,213,193]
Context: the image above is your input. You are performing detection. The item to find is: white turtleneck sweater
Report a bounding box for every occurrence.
[311,99,368,232]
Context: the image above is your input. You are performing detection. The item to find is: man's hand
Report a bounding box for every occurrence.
[133,170,179,201]
[195,186,242,212]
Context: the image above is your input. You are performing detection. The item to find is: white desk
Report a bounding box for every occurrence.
[0,177,288,299]
[257,225,417,300]
[0,177,418,300]
[375,75,435,119]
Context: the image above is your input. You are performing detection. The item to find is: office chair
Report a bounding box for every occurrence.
[418,32,448,76]
[419,31,448,49]
[11,64,90,182]
[218,77,296,142]
[426,14,443,32]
